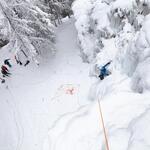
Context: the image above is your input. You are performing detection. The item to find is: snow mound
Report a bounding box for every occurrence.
[44,76,150,150]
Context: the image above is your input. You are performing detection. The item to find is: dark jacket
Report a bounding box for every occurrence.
[4,59,12,67]
[99,61,112,79]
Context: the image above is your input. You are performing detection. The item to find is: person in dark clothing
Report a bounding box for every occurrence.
[24,60,30,66]
[4,59,12,68]
[0,77,5,83]
[1,65,8,72]
[15,55,22,65]
[99,61,112,80]
[1,65,11,77]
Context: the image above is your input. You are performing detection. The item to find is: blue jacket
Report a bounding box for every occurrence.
[100,61,111,76]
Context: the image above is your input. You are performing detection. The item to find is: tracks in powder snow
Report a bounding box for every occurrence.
[0,17,91,150]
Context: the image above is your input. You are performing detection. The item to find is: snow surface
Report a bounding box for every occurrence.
[0,17,91,150]
[41,0,150,150]
[1,2,150,149]
[43,64,150,150]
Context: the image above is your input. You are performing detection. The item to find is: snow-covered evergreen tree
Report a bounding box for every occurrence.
[40,0,73,27]
[0,0,55,65]
[72,0,150,63]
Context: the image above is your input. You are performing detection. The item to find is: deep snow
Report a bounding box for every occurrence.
[42,5,150,149]
[1,13,150,150]
[0,18,91,150]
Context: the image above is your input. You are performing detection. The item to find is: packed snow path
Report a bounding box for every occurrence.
[0,18,91,150]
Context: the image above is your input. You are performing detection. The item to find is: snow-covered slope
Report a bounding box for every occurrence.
[41,0,150,150]
[0,18,91,150]
[2,0,150,149]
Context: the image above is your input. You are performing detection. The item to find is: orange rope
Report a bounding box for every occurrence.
[98,99,110,150]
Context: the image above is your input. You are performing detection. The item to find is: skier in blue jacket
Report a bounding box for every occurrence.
[99,61,112,80]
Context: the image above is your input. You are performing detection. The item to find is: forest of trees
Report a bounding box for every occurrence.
[0,0,74,65]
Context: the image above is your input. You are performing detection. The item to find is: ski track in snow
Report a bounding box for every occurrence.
[44,73,150,150]
[0,18,91,150]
